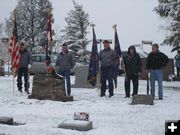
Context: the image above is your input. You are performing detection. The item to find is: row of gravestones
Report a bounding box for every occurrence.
[0,116,93,131]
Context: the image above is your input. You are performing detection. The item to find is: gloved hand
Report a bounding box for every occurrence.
[28,64,32,69]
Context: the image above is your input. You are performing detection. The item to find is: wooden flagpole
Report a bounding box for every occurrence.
[113,24,117,89]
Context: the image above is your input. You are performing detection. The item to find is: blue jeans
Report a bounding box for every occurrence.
[100,66,114,96]
[150,69,163,98]
[59,69,71,96]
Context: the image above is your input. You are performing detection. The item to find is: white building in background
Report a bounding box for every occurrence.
[0,23,10,63]
[0,38,9,63]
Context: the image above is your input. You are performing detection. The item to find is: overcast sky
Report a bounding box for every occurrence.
[0,0,175,57]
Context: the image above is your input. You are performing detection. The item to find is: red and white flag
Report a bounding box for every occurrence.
[8,11,20,77]
[47,14,53,44]
[46,12,53,73]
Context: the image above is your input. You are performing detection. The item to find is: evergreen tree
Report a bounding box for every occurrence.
[155,0,180,47]
[5,0,53,52]
[62,0,90,64]
[0,23,3,37]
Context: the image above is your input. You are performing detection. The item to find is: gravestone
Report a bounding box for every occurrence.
[59,120,93,131]
[29,73,73,102]
[131,95,154,105]
[0,117,14,125]
[0,60,5,76]
[72,66,94,89]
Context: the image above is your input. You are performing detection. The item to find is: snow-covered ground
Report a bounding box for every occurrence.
[0,75,180,135]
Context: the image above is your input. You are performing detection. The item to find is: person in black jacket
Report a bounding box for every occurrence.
[17,42,31,94]
[146,43,169,100]
[122,46,142,98]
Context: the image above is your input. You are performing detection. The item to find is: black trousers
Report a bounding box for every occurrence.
[124,74,139,97]
[17,67,29,91]
[100,66,114,96]
[177,67,180,78]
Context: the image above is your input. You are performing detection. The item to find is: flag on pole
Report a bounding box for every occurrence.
[113,26,122,88]
[114,27,122,58]
[87,27,99,86]
[8,11,20,77]
[46,12,53,73]
[47,14,53,44]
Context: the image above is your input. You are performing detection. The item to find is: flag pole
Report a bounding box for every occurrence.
[113,25,127,81]
[90,24,100,95]
[48,10,53,99]
[13,76,15,96]
[12,10,17,96]
[113,24,117,89]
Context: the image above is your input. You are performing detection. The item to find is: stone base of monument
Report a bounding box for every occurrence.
[173,77,180,81]
[59,120,93,131]
[28,73,73,102]
[0,117,14,125]
[131,95,154,105]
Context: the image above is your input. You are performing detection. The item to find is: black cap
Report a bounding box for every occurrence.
[103,40,110,44]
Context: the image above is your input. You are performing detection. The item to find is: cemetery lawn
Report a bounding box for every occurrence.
[0,75,180,135]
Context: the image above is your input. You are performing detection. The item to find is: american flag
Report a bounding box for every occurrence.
[8,11,20,77]
[47,13,53,44]
[46,12,53,73]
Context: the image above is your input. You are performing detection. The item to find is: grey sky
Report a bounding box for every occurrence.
[0,0,175,57]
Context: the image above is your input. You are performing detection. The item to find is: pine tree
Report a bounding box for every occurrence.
[5,0,53,52]
[62,0,90,64]
[155,0,180,47]
[0,23,3,37]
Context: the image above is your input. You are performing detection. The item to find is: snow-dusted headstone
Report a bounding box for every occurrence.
[0,117,13,125]
[29,73,73,102]
[72,66,94,88]
[131,95,154,105]
[59,120,93,131]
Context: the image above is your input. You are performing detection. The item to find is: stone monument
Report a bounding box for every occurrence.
[72,65,95,89]
[29,63,73,102]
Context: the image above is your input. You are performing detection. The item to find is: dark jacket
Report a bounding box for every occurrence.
[146,51,169,70]
[56,51,75,70]
[19,49,31,68]
[123,50,142,76]
[174,54,180,68]
[99,48,115,67]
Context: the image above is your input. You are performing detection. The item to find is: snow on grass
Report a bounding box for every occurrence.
[0,75,180,135]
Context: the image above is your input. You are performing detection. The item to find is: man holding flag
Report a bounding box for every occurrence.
[9,11,31,94]
[99,40,115,97]
[17,42,31,94]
